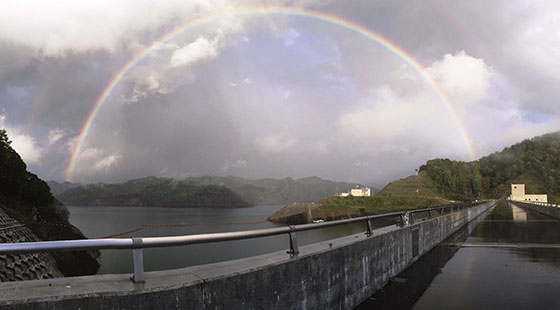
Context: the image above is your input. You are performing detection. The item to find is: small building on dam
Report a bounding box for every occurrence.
[508,184,547,203]
[339,186,372,197]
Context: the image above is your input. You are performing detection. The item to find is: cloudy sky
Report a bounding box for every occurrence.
[1,0,559,185]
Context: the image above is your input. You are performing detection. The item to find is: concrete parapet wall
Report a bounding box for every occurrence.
[0,202,494,310]
[511,201,560,219]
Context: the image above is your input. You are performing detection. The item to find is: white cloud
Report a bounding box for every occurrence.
[279,89,292,100]
[0,0,231,56]
[256,134,296,153]
[93,154,123,171]
[10,133,42,164]
[0,115,42,164]
[47,129,65,145]
[65,136,80,154]
[311,141,328,155]
[221,158,248,172]
[80,147,103,160]
[426,51,493,105]
[279,28,301,47]
[170,36,218,68]
[337,85,440,141]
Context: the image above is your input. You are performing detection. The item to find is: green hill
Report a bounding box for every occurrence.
[377,171,443,198]
[381,131,560,202]
[0,130,99,276]
[57,177,252,208]
[267,195,453,224]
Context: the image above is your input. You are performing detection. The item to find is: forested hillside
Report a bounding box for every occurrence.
[0,130,99,276]
[415,132,560,201]
[57,177,252,208]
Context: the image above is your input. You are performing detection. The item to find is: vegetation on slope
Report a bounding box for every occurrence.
[268,195,452,224]
[376,171,443,198]
[0,130,99,276]
[380,131,560,202]
[314,196,452,217]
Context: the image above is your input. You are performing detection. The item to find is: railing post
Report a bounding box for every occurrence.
[287,225,299,257]
[400,212,413,227]
[399,212,406,227]
[131,237,145,283]
[428,209,433,219]
[365,216,373,237]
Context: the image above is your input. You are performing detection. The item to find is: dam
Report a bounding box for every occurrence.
[0,201,494,309]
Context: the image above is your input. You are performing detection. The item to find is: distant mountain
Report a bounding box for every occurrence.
[378,131,560,202]
[46,180,81,196]
[55,175,365,206]
[57,177,252,208]
[180,175,365,204]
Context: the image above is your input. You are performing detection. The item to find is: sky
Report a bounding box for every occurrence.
[1,0,560,186]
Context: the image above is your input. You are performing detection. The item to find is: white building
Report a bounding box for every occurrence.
[508,184,547,203]
[340,187,372,197]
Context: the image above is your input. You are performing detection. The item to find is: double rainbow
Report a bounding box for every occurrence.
[65,6,474,181]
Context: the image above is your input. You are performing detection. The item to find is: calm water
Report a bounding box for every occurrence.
[359,200,560,310]
[68,205,377,274]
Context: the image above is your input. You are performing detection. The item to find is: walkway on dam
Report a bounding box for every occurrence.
[358,200,560,309]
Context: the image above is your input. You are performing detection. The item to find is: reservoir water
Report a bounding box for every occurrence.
[358,200,560,309]
[68,205,372,274]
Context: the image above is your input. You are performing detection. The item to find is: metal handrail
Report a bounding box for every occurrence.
[0,201,487,283]
[507,200,559,208]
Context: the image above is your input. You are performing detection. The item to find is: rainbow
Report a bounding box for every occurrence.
[65,6,475,181]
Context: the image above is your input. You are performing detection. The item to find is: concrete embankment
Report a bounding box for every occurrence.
[0,208,62,282]
[0,201,495,310]
[510,201,560,219]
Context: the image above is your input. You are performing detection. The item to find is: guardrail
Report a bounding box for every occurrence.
[508,200,559,208]
[0,201,486,283]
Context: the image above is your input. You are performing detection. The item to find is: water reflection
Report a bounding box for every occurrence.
[355,220,472,310]
[356,203,489,310]
[358,200,560,310]
[511,204,527,222]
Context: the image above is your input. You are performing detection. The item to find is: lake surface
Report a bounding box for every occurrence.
[68,205,373,274]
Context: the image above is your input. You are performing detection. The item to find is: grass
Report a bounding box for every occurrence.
[310,195,453,220]
[376,171,443,198]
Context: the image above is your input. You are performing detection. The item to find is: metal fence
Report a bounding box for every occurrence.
[0,201,486,283]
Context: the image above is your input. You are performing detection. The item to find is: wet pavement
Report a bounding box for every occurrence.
[357,200,560,310]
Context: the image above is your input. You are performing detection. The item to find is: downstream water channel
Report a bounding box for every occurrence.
[358,200,560,309]
[68,205,395,274]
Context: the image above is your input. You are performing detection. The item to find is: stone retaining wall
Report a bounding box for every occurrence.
[0,208,63,282]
